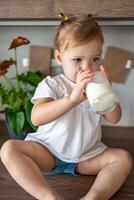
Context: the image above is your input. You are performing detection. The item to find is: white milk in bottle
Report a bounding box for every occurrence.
[86,71,118,114]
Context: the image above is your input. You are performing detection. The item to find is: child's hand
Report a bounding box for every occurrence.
[69,69,93,104]
[100,65,111,84]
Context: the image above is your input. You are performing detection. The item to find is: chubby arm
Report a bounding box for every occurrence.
[31,97,76,126]
[103,103,122,124]
[100,65,122,123]
[31,70,93,126]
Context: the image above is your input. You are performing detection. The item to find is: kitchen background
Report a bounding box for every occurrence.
[0,22,134,127]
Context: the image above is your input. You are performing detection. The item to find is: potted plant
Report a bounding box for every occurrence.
[0,36,43,139]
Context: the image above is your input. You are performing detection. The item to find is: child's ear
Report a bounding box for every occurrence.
[54,49,62,66]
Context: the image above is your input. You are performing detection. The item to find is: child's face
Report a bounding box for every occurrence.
[55,38,102,82]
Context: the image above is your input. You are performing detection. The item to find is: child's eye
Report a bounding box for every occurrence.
[91,57,101,65]
[73,58,82,64]
[92,57,100,63]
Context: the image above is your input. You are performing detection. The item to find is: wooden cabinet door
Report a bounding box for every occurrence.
[0,0,55,19]
[0,0,134,19]
[55,0,134,19]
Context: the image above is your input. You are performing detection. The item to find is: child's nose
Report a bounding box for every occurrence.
[81,64,93,71]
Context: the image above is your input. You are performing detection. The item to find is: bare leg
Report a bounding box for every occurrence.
[76,148,133,200]
[0,140,64,200]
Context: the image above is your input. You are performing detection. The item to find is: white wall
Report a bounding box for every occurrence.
[0,25,134,127]
[101,26,134,127]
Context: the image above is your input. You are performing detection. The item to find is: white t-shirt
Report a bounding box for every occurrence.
[25,74,107,163]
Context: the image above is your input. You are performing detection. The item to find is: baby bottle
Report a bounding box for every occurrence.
[86,71,118,114]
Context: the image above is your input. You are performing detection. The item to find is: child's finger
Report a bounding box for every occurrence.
[100,65,107,76]
[100,65,112,84]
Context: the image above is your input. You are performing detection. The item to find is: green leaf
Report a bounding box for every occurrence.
[26,71,43,86]
[16,111,25,133]
[6,110,25,135]
[6,111,16,133]
[18,71,43,87]
[6,91,14,105]
[0,84,9,104]
[24,99,38,131]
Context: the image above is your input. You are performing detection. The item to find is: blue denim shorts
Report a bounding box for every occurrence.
[44,158,79,176]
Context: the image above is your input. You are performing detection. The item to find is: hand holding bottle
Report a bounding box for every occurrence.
[86,66,118,114]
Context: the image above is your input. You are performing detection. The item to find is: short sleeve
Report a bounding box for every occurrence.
[31,76,59,104]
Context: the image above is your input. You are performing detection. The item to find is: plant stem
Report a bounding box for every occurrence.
[14,48,20,90]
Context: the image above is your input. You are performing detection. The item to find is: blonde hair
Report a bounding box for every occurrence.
[55,13,104,52]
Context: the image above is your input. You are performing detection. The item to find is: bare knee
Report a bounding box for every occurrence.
[0,140,20,165]
[108,149,133,173]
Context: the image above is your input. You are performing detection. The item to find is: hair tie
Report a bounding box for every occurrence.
[59,13,69,22]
